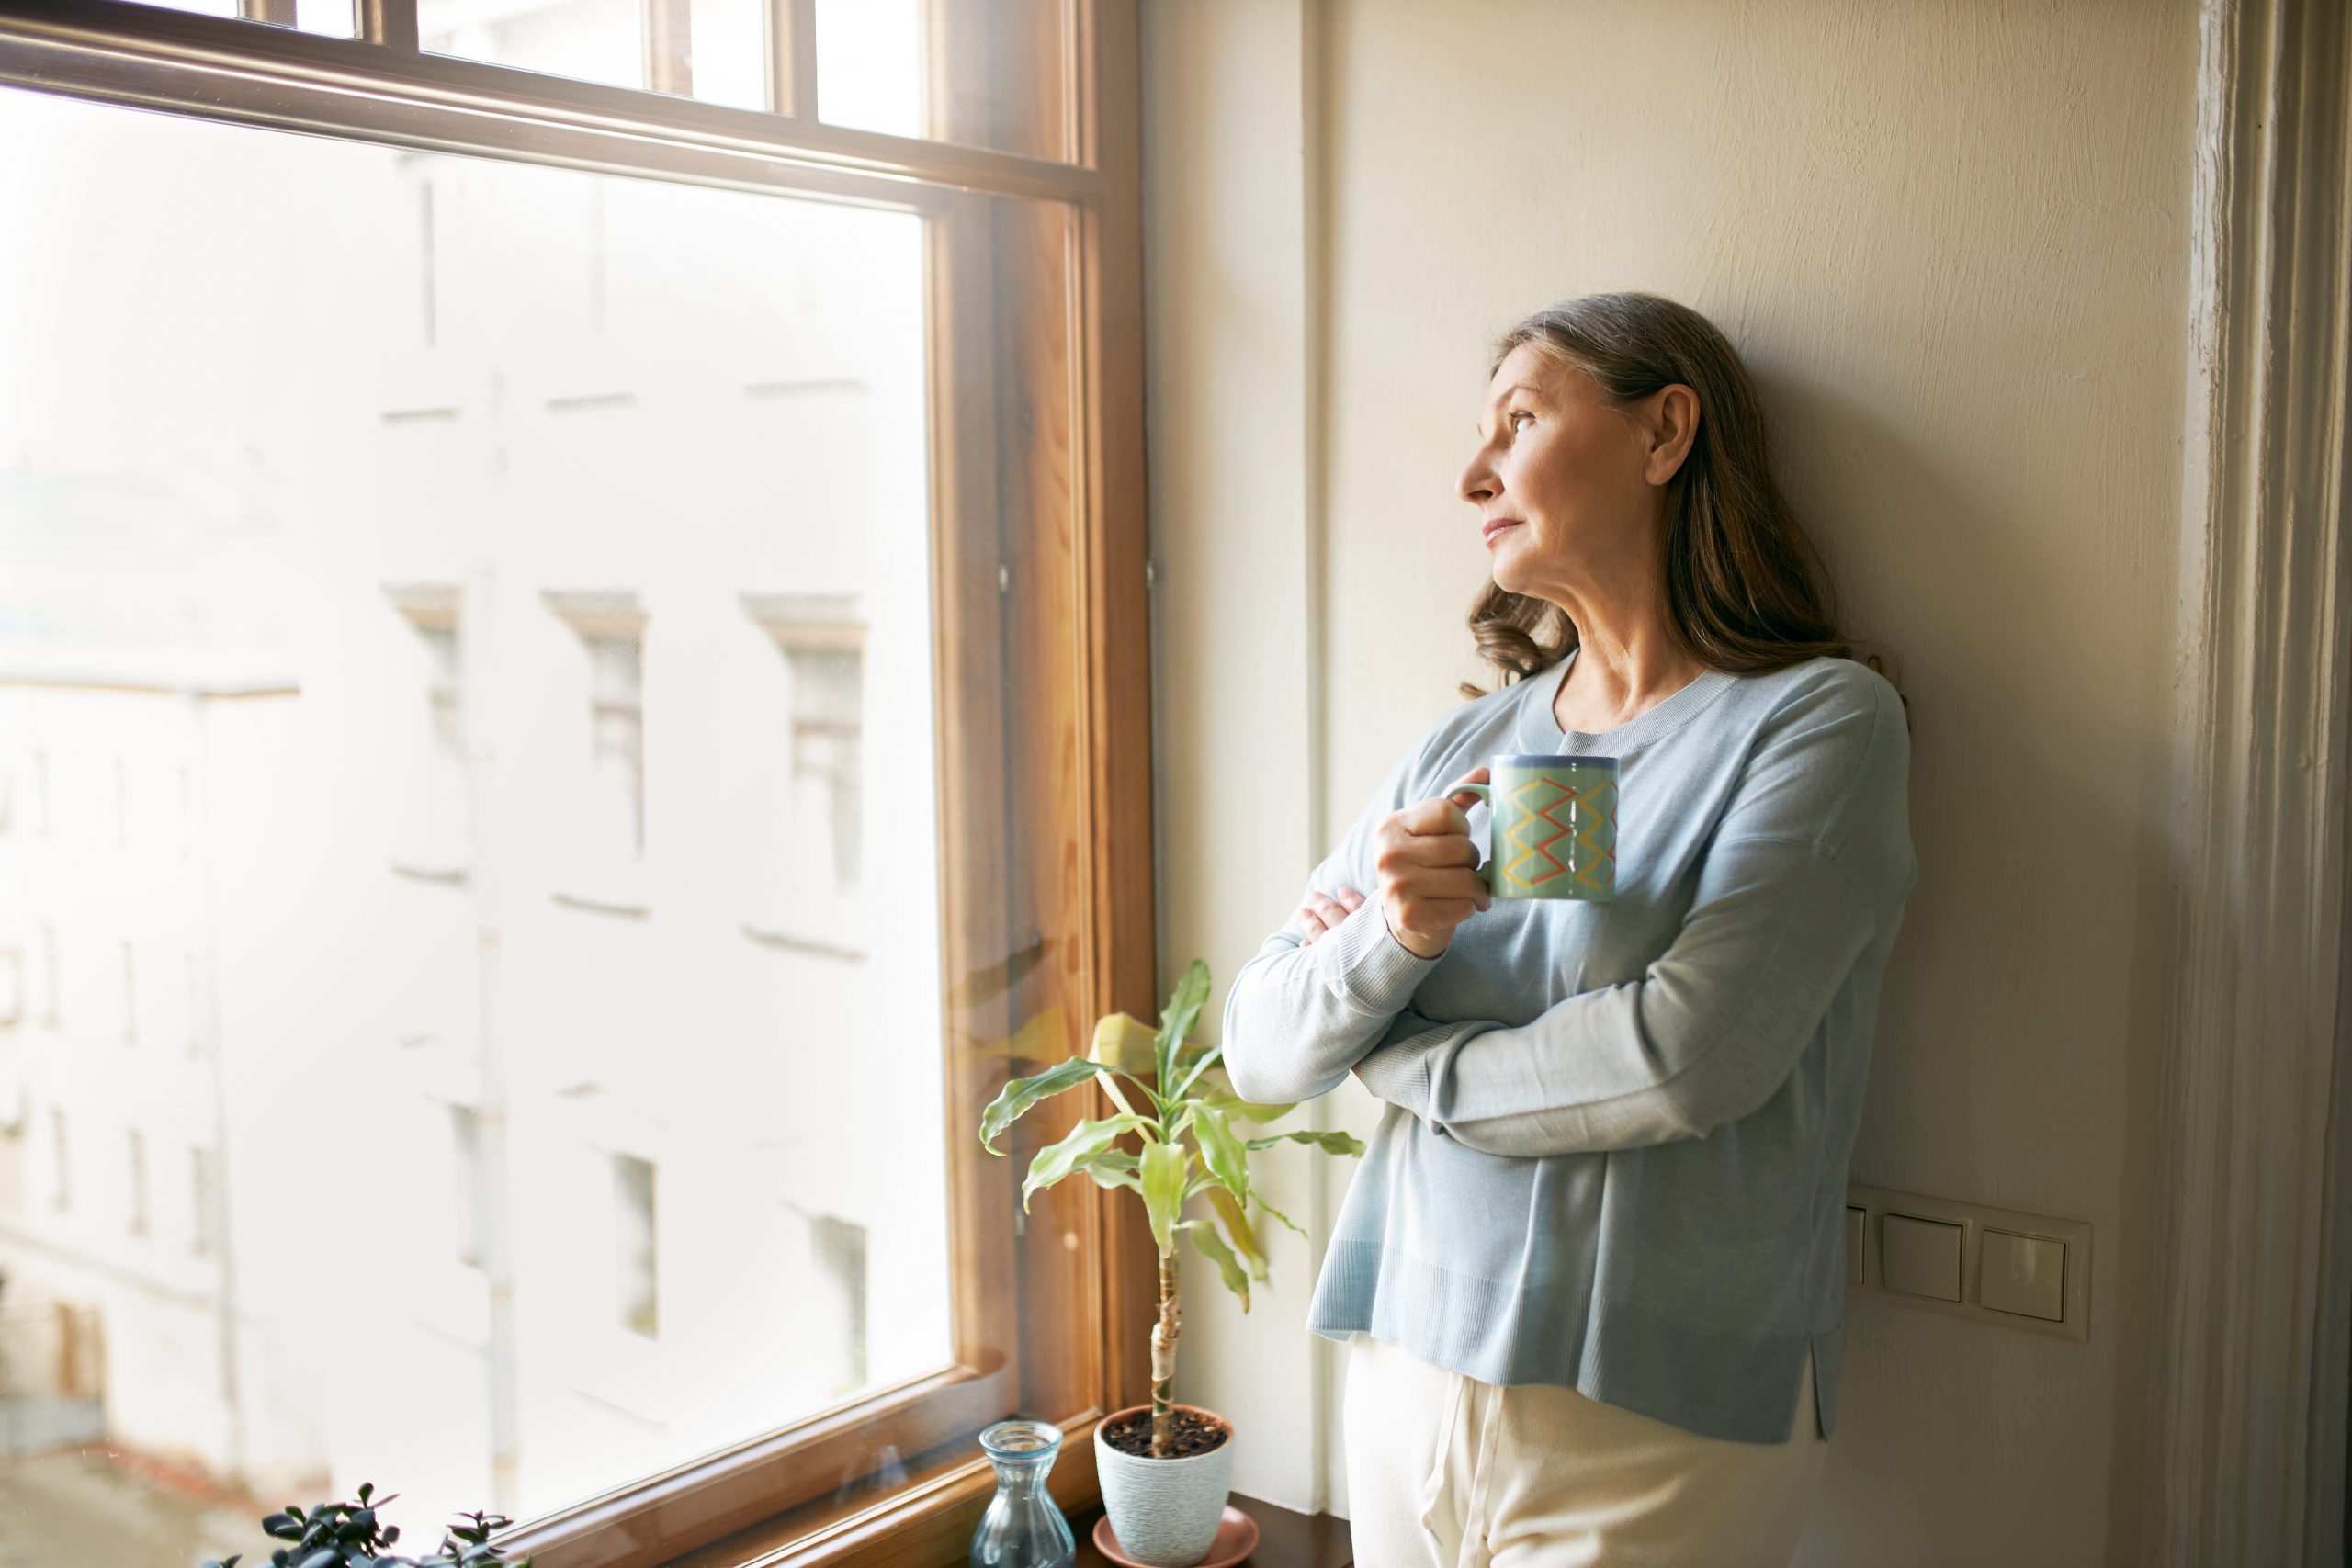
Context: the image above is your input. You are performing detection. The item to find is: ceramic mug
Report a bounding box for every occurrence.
[1448,753,1619,902]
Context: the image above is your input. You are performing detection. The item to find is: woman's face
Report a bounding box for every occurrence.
[1456,343,1662,603]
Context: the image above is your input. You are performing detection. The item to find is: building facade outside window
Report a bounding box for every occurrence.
[0,5,1152,1565]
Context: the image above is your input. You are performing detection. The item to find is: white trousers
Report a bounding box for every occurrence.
[1341,1333,1828,1568]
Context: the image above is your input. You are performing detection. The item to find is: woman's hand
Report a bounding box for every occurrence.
[1294,886,1367,944]
[1374,768,1492,958]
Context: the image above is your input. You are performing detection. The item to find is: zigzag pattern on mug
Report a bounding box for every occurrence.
[1503,775,1577,886]
[1574,781,1618,890]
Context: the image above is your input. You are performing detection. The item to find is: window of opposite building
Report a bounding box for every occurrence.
[50,1108,69,1212]
[614,1153,658,1340]
[0,7,1152,1568]
[387,582,471,882]
[126,1129,149,1238]
[190,1146,219,1258]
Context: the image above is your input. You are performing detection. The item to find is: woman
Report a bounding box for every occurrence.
[1221,292,1917,1568]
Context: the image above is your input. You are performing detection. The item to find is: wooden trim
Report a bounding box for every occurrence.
[0,0,1099,209]
[238,0,297,25]
[503,1367,1012,1568]
[767,0,817,119]
[1073,0,1159,1416]
[644,0,691,97]
[2144,1,2352,1562]
[355,0,416,52]
[0,4,1156,1564]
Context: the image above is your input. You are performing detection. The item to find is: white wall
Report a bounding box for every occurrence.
[1144,3,2199,1562]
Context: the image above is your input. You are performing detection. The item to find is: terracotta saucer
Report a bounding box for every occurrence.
[1091,1505,1260,1568]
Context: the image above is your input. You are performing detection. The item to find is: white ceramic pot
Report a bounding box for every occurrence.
[1092,1404,1234,1567]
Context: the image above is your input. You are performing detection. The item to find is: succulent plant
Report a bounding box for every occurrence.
[199,1483,528,1568]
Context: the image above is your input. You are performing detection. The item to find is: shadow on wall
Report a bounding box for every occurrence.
[1752,368,2164,1561]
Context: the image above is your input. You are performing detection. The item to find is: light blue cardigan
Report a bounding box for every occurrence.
[1221,649,1917,1444]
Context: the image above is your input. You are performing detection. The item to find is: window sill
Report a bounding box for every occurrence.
[740,919,867,962]
[551,882,651,919]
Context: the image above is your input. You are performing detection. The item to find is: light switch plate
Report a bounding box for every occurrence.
[1846,1182,2092,1343]
[1980,1228,2066,1321]
[1881,1213,1963,1301]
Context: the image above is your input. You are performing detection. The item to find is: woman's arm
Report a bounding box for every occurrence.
[1351,671,1917,1156]
[1219,898,1439,1105]
[1220,732,1488,1104]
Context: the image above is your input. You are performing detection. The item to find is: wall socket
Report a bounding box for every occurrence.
[1845,1183,2091,1343]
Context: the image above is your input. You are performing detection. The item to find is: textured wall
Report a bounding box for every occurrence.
[1145,2,2199,1562]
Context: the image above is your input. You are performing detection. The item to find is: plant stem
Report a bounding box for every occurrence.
[1150,1247,1180,1458]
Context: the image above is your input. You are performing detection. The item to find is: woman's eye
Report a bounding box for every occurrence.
[1509,412,1534,433]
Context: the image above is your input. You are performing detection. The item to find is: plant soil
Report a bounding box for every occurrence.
[1101,1408,1230,1460]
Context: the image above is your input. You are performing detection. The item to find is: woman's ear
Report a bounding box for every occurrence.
[1643,384,1702,486]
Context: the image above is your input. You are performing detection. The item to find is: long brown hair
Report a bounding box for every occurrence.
[1464,293,1879,698]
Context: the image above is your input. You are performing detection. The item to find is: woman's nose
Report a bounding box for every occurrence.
[1457,451,1497,504]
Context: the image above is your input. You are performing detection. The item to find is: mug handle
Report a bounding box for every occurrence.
[1443,777,1495,888]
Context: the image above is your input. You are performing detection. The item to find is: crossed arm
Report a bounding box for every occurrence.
[1227,834,1887,1156]
[1221,672,1915,1158]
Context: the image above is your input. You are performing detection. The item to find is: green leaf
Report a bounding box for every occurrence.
[1078,1147,1141,1192]
[1090,1011,1159,1077]
[1140,1140,1188,1254]
[1247,1129,1366,1157]
[1023,1115,1144,1211]
[1199,1082,1297,1125]
[1187,1220,1250,1311]
[1190,1102,1250,1207]
[1153,960,1213,1094]
[1207,1185,1267,1280]
[1170,1043,1226,1103]
[978,1057,1098,1153]
[1253,1194,1306,1236]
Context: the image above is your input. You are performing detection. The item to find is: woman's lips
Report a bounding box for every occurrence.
[1482,518,1523,545]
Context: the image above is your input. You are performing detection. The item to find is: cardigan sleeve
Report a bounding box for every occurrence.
[1219,728,1448,1105]
[1351,669,1917,1156]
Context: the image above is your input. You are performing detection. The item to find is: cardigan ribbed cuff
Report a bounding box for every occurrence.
[1322,899,1439,1016]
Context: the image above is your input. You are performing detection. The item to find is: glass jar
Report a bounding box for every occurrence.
[969,1418,1076,1568]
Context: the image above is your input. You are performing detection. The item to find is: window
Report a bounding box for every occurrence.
[743,595,868,951]
[387,583,471,879]
[191,1146,219,1258]
[614,1152,657,1338]
[808,1212,869,1396]
[51,1108,70,1212]
[545,593,648,891]
[451,1103,484,1269]
[0,6,1151,1568]
[31,750,49,838]
[126,1128,149,1237]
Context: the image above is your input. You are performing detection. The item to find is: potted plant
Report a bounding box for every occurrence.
[200,1483,528,1568]
[978,960,1363,1567]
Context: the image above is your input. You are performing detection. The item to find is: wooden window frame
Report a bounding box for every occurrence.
[0,3,1157,1566]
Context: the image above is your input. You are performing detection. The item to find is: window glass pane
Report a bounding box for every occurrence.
[294,0,355,35]
[815,0,920,139]
[819,0,1071,162]
[420,0,645,92]
[115,0,355,34]
[0,85,1080,1567]
[686,0,768,110]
